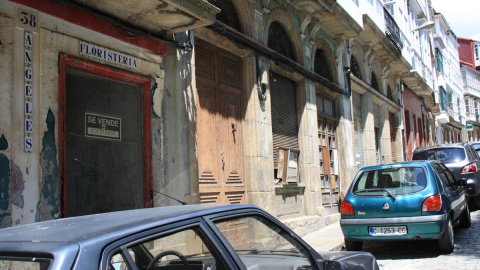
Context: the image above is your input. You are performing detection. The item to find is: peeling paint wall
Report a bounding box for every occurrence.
[0,1,166,225]
[0,10,13,228]
[0,153,11,228]
[38,109,59,221]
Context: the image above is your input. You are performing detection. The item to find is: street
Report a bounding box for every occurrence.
[361,210,480,270]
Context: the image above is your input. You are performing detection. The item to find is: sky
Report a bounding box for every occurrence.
[431,0,480,41]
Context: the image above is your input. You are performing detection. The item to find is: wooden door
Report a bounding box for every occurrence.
[195,40,246,204]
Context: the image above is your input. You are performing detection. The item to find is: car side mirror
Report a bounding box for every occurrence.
[457,178,467,186]
[320,260,348,270]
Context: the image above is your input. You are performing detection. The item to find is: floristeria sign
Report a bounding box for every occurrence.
[79,40,138,70]
[85,112,121,141]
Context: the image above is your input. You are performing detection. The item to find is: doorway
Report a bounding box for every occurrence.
[59,55,152,217]
[195,39,247,204]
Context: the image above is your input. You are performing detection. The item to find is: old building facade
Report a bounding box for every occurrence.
[458,37,480,141]
[0,0,444,235]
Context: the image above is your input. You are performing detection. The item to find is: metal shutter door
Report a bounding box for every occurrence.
[270,72,298,167]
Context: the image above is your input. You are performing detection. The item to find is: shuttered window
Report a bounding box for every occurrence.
[270,72,298,167]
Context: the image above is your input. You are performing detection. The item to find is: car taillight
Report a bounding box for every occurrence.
[422,194,442,212]
[461,163,477,173]
[341,201,355,215]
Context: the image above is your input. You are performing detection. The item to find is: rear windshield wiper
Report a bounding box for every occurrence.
[355,189,396,201]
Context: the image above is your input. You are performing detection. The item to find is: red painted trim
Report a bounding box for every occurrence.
[10,0,167,55]
[58,55,153,216]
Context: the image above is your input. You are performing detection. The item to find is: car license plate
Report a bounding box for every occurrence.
[369,226,407,236]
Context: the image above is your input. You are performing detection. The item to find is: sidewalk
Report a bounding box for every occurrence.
[301,221,345,252]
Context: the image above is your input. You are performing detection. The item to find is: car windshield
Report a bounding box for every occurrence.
[352,166,427,196]
[412,148,465,163]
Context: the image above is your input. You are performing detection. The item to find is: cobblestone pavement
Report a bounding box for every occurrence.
[359,210,480,270]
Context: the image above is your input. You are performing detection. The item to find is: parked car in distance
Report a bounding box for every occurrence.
[340,161,471,254]
[411,142,480,209]
[0,204,379,270]
[470,141,480,156]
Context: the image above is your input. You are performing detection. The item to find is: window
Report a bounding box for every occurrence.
[432,163,455,187]
[352,167,427,196]
[412,148,466,163]
[110,227,226,270]
[314,49,333,82]
[475,44,479,60]
[387,86,393,101]
[350,56,362,80]
[440,86,448,112]
[268,21,296,62]
[316,95,335,117]
[318,98,339,214]
[371,73,379,91]
[208,0,241,31]
[214,215,313,269]
[436,48,444,74]
[385,3,394,16]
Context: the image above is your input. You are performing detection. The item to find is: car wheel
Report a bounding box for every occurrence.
[474,196,480,210]
[438,219,454,254]
[344,238,363,251]
[460,203,472,228]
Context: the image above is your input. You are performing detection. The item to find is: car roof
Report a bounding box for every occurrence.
[0,204,263,268]
[0,204,258,245]
[413,143,468,153]
[356,160,436,171]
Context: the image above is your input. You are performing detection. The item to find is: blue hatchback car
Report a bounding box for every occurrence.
[340,161,471,254]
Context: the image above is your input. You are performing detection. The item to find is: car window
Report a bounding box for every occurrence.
[0,257,51,270]
[438,163,457,185]
[213,215,313,269]
[110,227,226,270]
[351,167,427,196]
[432,163,454,187]
[467,145,479,160]
[412,148,466,163]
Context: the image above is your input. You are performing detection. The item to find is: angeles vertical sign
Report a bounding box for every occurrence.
[24,31,33,152]
[18,8,38,152]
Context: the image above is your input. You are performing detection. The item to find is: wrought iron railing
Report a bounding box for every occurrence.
[384,7,403,52]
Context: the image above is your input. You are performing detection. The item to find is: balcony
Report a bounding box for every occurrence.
[69,0,220,34]
[409,0,428,19]
[384,7,403,52]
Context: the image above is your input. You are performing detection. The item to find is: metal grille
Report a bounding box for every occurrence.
[350,56,362,80]
[371,73,379,91]
[207,0,241,31]
[314,49,333,82]
[268,22,296,62]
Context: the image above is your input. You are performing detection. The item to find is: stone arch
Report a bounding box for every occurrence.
[264,8,304,65]
[230,0,255,38]
[313,38,337,83]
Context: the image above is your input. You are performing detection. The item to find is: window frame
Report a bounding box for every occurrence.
[432,163,454,188]
[203,209,323,270]
[101,218,237,270]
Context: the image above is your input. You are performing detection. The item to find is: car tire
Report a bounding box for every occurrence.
[344,238,363,251]
[474,196,480,210]
[460,203,472,228]
[438,219,454,254]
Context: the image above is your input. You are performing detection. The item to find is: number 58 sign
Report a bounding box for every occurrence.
[18,8,38,32]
